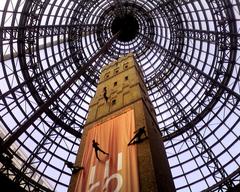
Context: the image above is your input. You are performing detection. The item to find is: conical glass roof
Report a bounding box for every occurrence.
[0,0,240,191]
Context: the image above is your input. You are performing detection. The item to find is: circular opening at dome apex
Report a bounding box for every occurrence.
[111,14,139,42]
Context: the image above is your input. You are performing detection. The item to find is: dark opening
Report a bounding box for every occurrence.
[111,14,139,42]
[112,99,116,105]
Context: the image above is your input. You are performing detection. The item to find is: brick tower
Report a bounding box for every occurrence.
[68,53,175,191]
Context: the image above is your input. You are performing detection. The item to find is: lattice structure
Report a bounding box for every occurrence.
[0,0,240,191]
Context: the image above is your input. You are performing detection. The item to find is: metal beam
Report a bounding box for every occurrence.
[1,24,97,61]
[0,32,119,152]
[140,32,240,100]
[2,38,64,61]
[0,24,99,40]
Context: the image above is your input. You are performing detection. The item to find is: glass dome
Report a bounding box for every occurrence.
[0,0,240,191]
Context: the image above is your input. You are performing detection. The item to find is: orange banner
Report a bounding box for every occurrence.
[74,109,139,192]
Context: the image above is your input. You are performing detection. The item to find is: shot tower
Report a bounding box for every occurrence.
[68,53,175,191]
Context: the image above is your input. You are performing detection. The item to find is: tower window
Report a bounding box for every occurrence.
[112,99,116,105]
[115,68,119,74]
[105,72,110,79]
[114,81,117,86]
[125,76,128,80]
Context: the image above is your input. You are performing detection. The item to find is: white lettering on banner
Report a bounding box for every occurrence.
[117,153,122,171]
[104,159,110,179]
[89,182,100,192]
[88,152,123,192]
[103,173,123,192]
[89,165,96,185]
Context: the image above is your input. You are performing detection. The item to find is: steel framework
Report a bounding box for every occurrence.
[0,0,240,191]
